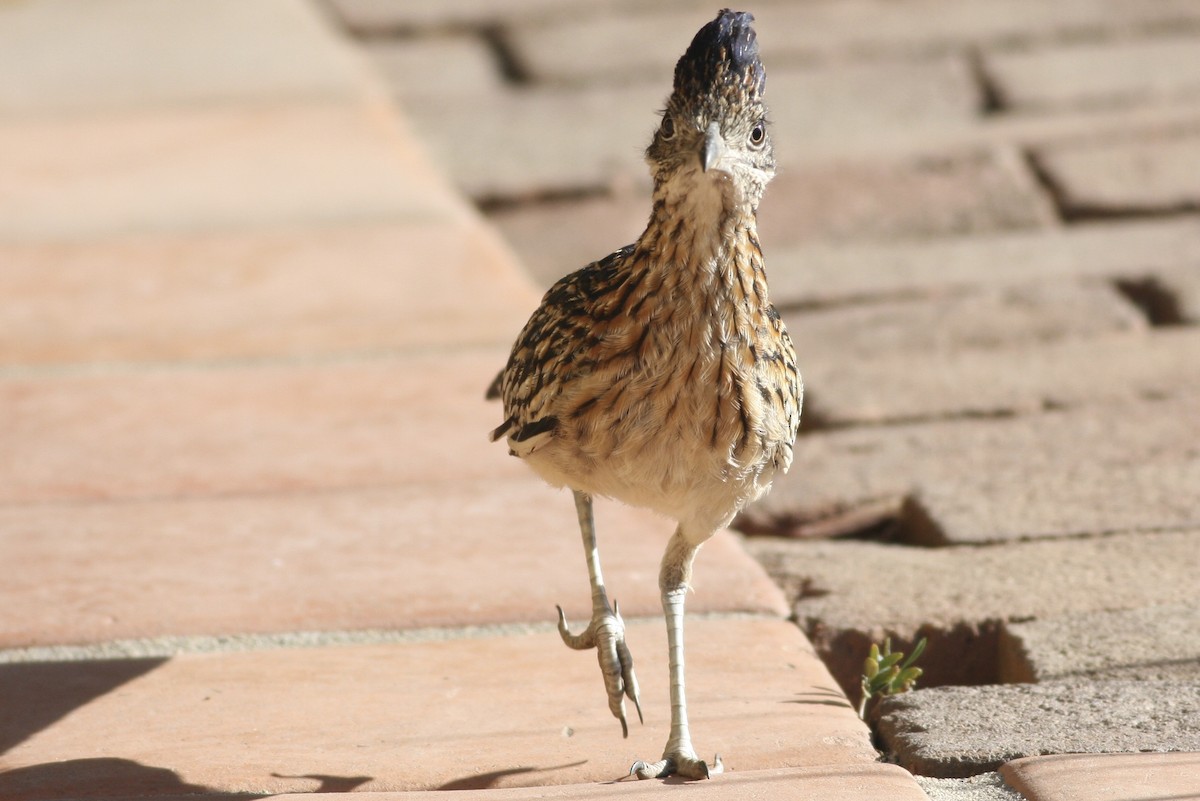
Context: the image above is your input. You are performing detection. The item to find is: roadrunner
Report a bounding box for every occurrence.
[488,9,801,780]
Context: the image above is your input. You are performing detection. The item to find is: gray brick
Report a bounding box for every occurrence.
[999,606,1200,683]
[803,329,1200,428]
[365,35,504,102]
[404,83,662,198]
[326,0,645,32]
[767,218,1200,307]
[783,281,1145,357]
[875,681,1200,778]
[745,530,1200,693]
[409,59,982,199]
[1036,133,1200,215]
[490,146,1056,284]
[488,188,651,288]
[507,1,1200,85]
[1161,264,1200,323]
[743,395,1200,542]
[986,37,1200,113]
[760,147,1055,246]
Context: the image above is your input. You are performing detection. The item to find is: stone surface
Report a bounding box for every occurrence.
[0,765,931,801]
[745,530,1200,692]
[0,0,369,116]
[803,328,1200,427]
[490,146,1056,285]
[409,58,982,199]
[916,773,1026,801]
[742,395,1200,543]
[1036,134,1200,216]
[0,350,523,503]
[999,605,1200,683]
[0,221,536,365]
[0,618,878,795]
[767,218,1200,307]
[758,147,1056,245]
[1164,262,1200,323]
[489,188,651,289]
[987,38,1200,113]
[0,100,461,242]
[875,682,1200,778]
[784,281,1144,357]
[0,481,786,648]
[366,35,504,102]
[1001,752,1200,801]
[506,1,1200,83]
[327,0,645,32]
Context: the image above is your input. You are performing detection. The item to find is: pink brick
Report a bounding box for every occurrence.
[0,482,785,647]
[0,619,879,794]
[0,222,536,366]
[1002,752,1200,801]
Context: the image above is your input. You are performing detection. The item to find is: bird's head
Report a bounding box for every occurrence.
[646,9,775,211]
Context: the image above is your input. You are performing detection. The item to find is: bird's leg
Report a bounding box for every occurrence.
[556,490,643,737]
[632,527,722,780]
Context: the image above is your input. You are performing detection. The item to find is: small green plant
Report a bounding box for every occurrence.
[858,636,927,720]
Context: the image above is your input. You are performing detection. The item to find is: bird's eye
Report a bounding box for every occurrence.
[661,116,675,140]
[749,120,766,148]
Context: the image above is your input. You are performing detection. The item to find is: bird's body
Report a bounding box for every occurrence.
[489,9,800,780]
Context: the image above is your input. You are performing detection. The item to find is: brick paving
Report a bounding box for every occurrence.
[2,2,1199,801]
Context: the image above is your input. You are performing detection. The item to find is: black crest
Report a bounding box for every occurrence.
[673,9,765,101]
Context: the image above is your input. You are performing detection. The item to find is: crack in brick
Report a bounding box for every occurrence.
[475,185,611,213]
[480,24,532,86]
[1113,276,1187,327]
[966,47,1007,116]
[1025,149,1200,223]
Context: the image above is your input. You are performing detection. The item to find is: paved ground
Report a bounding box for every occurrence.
[2,1,1198,801]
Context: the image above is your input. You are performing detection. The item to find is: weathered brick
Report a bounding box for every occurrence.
[489,146,1055,288]
[783,281,1145,357]
[0,0,369,115]
[507,1,1200,84]
[986,37,1200,113]
[0,619,877,793]
[1035,133,1200,215]
[409,59,981,199]
[876,682,1200,778]
[746,530,1200,692]
[767,218,1200,307]
[999,605,1200,683]
[803,329,1200,427]
[327,0,643,33]
[405,83,662,198]
[759,147,1056,246]
[366,35,504,102]
[488,188,651,288]
[742,395,1200,543]
[1161,262,1200,323]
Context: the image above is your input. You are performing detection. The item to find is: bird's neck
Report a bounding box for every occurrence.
[635,181,767,314]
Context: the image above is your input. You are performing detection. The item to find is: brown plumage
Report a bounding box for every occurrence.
[488,9,801,780]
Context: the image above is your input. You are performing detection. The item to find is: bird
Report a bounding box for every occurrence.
[487,8,801,781]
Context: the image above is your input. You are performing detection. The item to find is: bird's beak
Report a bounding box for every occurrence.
[701,122,725,173]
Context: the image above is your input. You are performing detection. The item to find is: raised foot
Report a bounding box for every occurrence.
[556,602,643,737]
[631,752,723,780]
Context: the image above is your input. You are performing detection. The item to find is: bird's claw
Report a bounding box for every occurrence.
[631,752,722,780]
[555,601,643,737]
[633,754,722,781]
